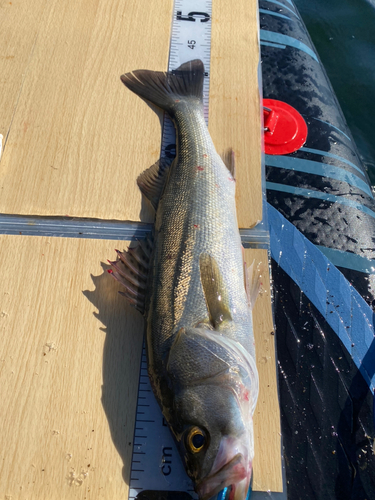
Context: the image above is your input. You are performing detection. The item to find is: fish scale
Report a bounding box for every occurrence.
[128,1,213,499]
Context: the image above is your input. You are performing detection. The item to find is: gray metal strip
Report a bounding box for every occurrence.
[0,213,269,247]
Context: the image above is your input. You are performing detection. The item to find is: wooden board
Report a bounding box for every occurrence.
[0,0,173,220]
[0,235,145,499]
[251,249,282,492]
[0,0,262,227]
[210,0,262,228]
[0,0,49,139]
[0,236,281,498]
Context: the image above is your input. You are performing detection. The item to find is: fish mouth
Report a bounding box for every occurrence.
[196,439,252,500]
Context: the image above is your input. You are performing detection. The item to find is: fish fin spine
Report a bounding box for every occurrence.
[108,239,153,314]
[137,158,172,210]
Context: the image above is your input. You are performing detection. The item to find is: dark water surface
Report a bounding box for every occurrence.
[295,0,375,184]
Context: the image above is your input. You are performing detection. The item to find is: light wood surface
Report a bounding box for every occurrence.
[0,237,281,498]
[251,249,282,492]
[0,236,145,499]
[0,0,47,139]
[0,0,262,227]
[210,0,262,228]
[0,0,172,220]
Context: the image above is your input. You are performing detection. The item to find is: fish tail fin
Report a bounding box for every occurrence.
[120,59,204,114]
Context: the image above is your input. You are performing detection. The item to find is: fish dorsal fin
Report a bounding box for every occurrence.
[220,148,236,180]
[199,253,232,328]
[107,237,153,315]
[137,158,171,210]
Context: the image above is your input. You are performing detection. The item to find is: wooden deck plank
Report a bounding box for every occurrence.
[0,235,145,499]
[252,249,282,492]
[210,0,262,228]
[0,0,49,139]
[0,237,280,498]
[0,0,173,220]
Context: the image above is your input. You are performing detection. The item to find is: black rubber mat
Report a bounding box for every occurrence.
[260,0,375,306]
[272,259,375,499]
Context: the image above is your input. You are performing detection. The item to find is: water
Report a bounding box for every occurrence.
[295,0,375,184]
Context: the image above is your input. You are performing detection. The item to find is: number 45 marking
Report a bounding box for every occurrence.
[188,40,196,49]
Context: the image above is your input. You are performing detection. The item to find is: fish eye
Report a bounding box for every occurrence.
[186,427,207,453]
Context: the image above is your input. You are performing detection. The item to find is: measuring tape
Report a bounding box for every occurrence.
[128,346,197,499]
[128,1,212,499]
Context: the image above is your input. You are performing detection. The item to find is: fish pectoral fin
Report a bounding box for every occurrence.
[137,158,172,210]
[220,148,236,180]
[107,237,153,315]
[199,253,232,327]
[243,252,263,310]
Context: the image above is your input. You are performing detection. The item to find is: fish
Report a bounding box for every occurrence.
[108,59,260,500]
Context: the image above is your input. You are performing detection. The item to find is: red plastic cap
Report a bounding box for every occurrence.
[263,99,308,155]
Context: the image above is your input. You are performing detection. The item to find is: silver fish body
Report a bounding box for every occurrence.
[111,60,259,500]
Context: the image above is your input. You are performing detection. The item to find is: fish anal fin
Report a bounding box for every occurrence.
[137,158,171,210]
[199,253,232,328]
[108,238,153,315]
[220,148,236,180]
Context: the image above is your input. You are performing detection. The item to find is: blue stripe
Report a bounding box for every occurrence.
[268,203,375,392]
[312,117,351,141]
[259,8,291,20]
[316,246,375,274]
[266,155,373,197]
[261,41,287,49]
[300,147,364,176]
[266,182,375,219]
[217,488,228,500]
[263,0,297,17]
[282,0,296,7]
[260,30,319,62]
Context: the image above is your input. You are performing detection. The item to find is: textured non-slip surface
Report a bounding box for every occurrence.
[260,5,375,491]
[260,0,375,305]
[272,261,375,499]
